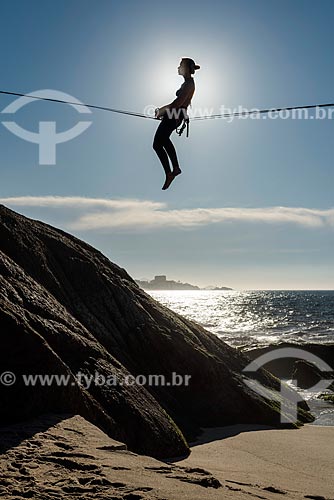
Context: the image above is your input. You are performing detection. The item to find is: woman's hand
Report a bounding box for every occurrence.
[155,105,169,119]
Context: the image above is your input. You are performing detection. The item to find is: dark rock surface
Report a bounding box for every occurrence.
[292,360,323,389]
[0,205,313,459]
[243,343,334,380]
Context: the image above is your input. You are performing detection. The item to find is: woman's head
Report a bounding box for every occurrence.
[178,58,200,76]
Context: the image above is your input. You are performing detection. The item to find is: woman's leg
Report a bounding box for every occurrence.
[153,118,174,176]
[153,116,183,169]
[153,116,182,189]
[163,137,180,173]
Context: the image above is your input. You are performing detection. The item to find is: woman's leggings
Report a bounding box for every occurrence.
[153,113,183,175]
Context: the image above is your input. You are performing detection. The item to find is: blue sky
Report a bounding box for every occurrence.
[0,0,333,289]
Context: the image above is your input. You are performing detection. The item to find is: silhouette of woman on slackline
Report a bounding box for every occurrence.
[153,57,200,190]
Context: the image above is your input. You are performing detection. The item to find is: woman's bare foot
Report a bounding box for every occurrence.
[162,172,175,190]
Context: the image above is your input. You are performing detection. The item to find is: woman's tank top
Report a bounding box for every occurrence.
[175,78,195,109]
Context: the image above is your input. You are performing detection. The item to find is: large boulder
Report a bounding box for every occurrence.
[292,360,323,389]
[0,205,313,458]
[0,252,188,459]
[243,343,334,380]
[292,360,334,390]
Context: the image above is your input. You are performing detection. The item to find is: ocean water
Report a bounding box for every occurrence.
[148,289,334,425]
[148,290,334,349]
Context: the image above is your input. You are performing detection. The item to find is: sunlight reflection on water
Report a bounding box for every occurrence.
[148,289,334,425]
[148,290,334,348]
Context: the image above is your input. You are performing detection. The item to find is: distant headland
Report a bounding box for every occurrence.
[135,275,233,291]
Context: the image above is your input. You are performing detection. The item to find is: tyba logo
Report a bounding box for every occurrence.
[1,90,92,165]
[242,348,333,423]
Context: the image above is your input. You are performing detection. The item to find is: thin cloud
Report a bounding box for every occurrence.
[1,196,334,231]
[0,195,164,211]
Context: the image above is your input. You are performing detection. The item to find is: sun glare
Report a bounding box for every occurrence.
[148,53,228,117]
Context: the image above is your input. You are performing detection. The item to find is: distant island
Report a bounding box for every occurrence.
[135,275,233,291]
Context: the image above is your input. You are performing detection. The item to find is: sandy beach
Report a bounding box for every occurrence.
[177,423,334,499]
[1,415,334,499]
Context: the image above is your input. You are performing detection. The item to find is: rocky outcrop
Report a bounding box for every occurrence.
[0,249,187,459]
[292,360,323,389]
[0,205,313,459]
[319,393,334,404]
[243,343,334,380]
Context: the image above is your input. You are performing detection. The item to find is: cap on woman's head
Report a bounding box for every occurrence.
[181,57,200,73]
